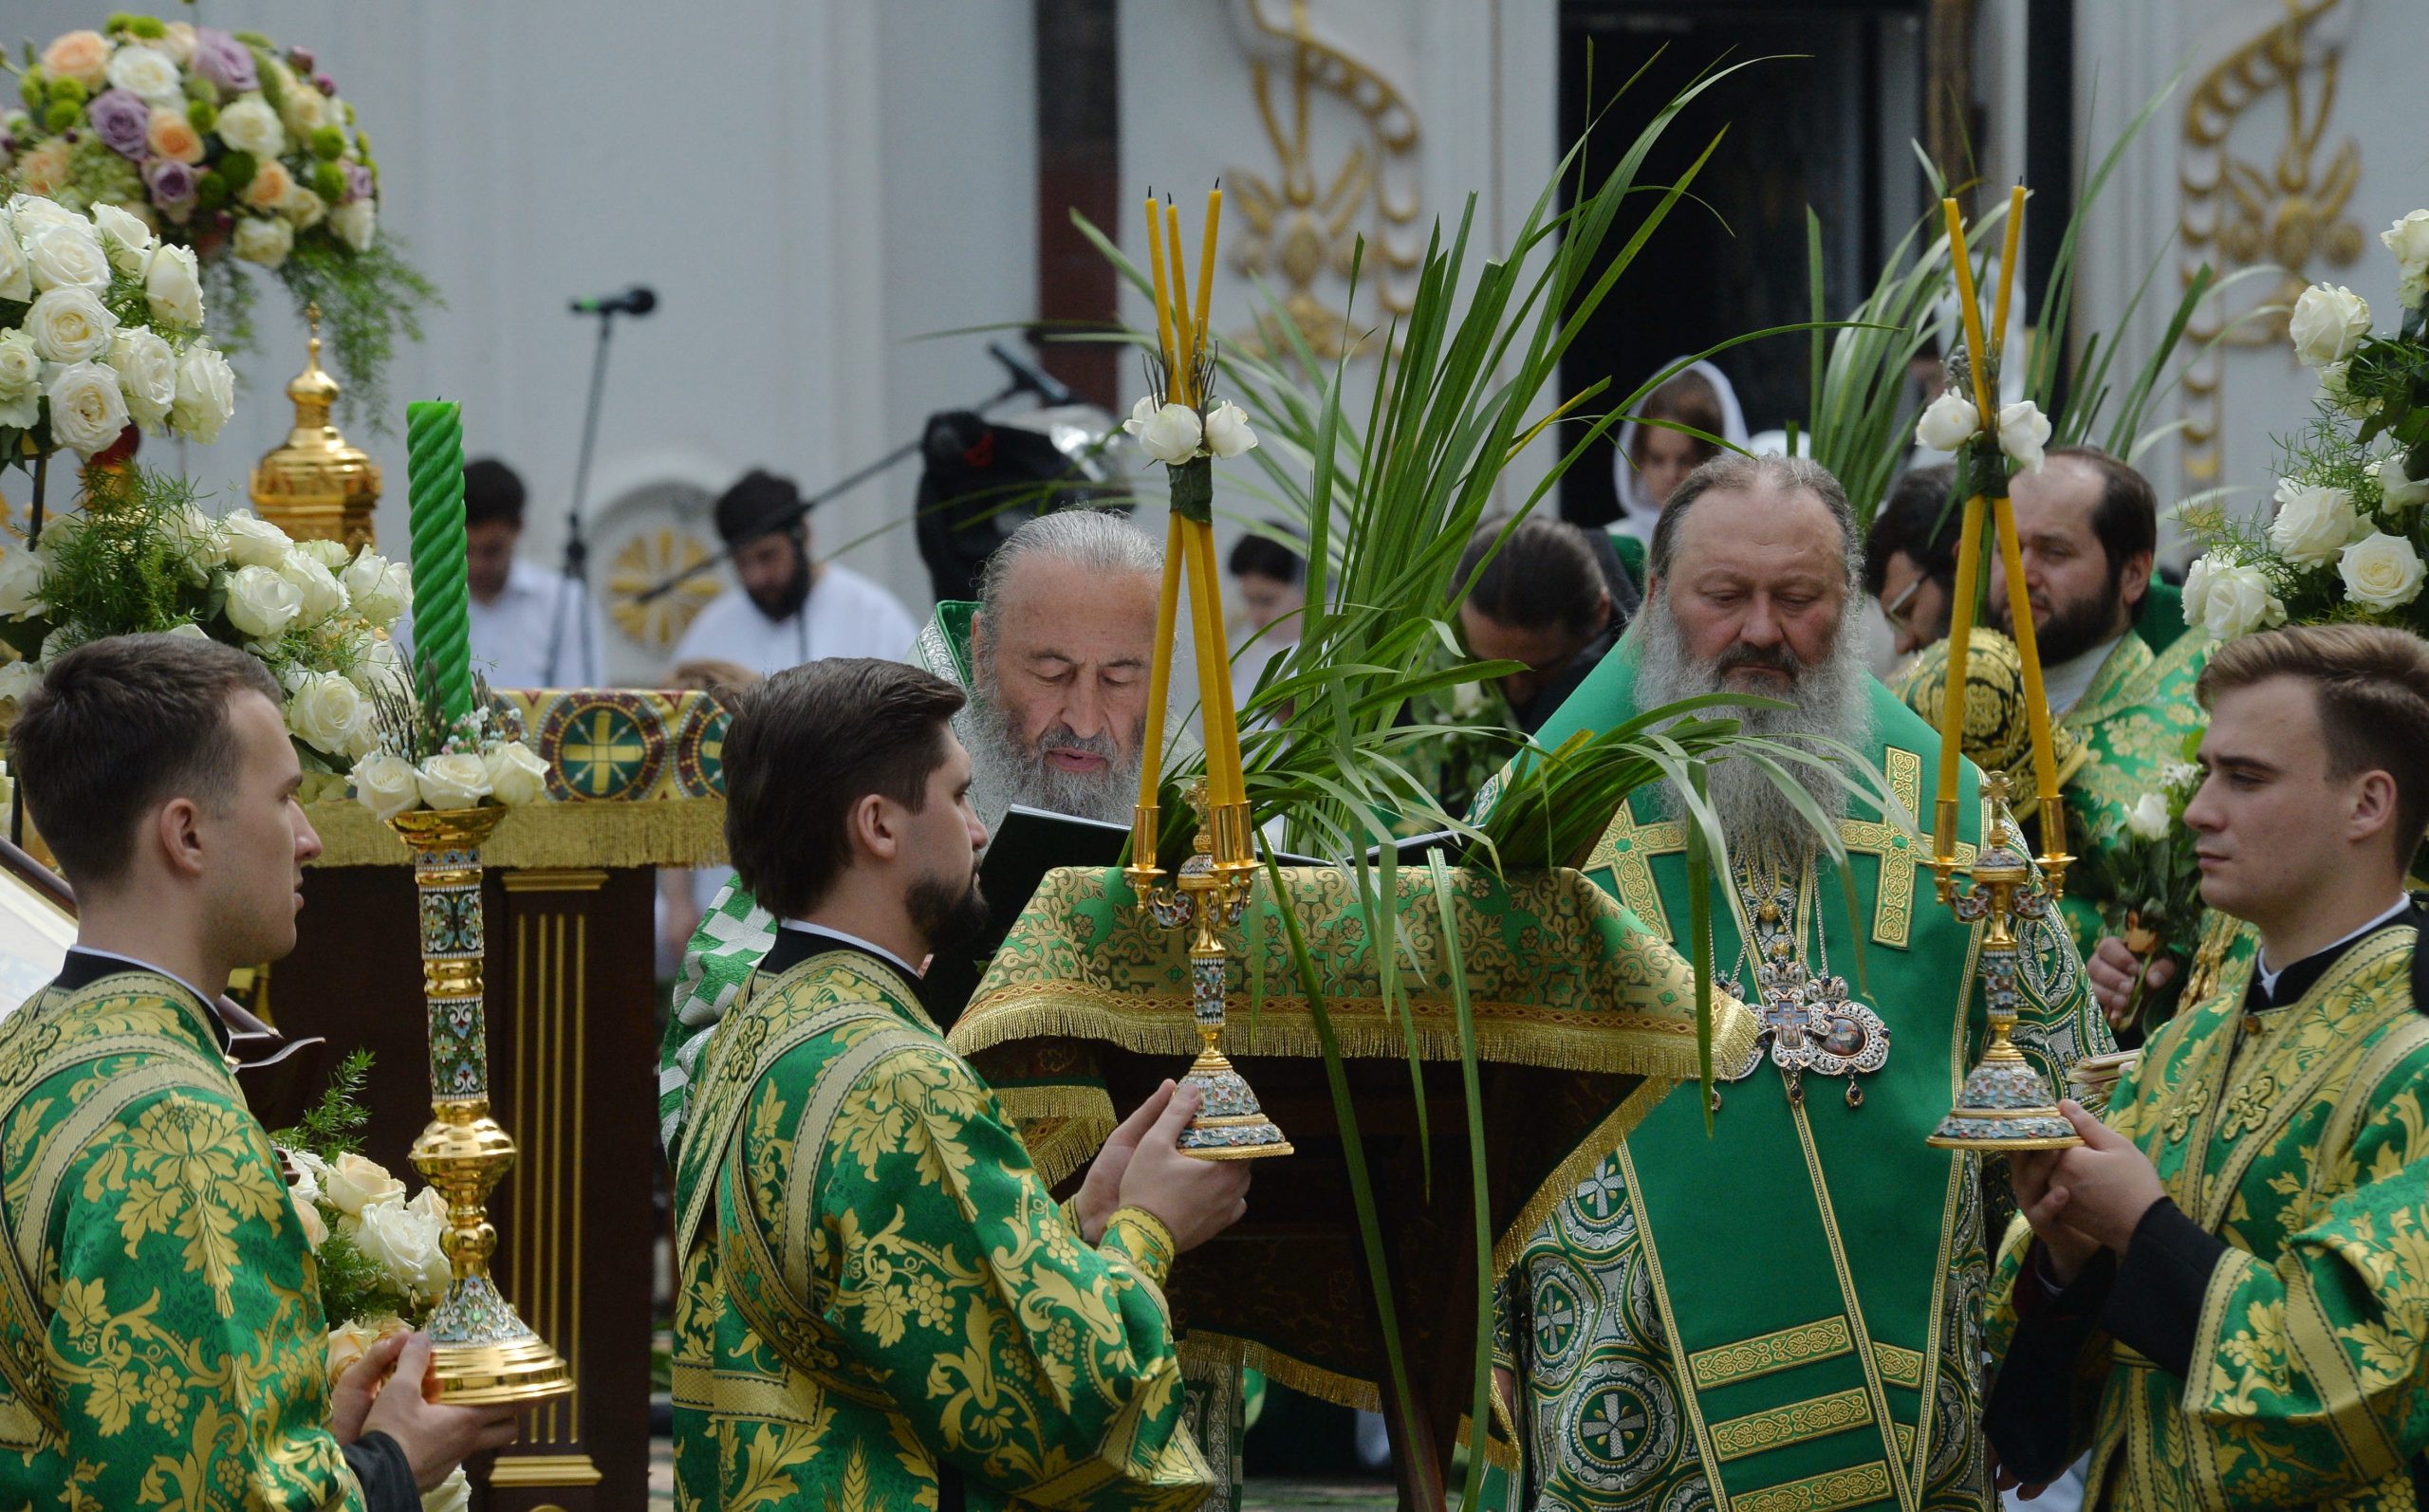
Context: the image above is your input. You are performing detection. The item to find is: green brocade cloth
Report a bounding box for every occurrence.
[948,862,1758,1411]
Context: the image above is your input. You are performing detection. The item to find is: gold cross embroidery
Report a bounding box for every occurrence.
[564,709,646,797]
[1581,747,1972,947]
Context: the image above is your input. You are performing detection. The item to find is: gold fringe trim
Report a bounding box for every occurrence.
[306,797,728,870]
[955,987,1755,1084]
[1178,1332,1381,1413]
[1492,1074,1674,1277]
[1456,1411,1523,1471]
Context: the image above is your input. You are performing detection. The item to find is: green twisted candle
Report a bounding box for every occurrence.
[406,400,473,727]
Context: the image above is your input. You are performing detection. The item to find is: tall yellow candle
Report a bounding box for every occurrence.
[1936,495,1988,857]
[1164,201,1196,408]
[1995,497,2065,843]
[1200,526,1249,802]
[1194,185,1223,352]
[1942,199,1998,426]
[1181,521,1237,805]
[1144,196,1178,380]
[1138,510,1185,814]
[1990,184,2027,360]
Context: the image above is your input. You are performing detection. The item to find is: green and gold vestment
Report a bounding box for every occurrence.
[0,966,364,1511]
[1476,651,2111,1512]
[2050,631,2213,958]
[670,944,1212,1511]
[1985,918,2429,1509]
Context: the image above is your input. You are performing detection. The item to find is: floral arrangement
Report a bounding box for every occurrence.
[1912,367,2053,483]
[0,190,233,463]
[0,468,411,780]
[2,16,436,426]
[2090,753,2207,1033]
[1122,388,1259,465]
[2180,209,2429,639]
[348,669,547,820]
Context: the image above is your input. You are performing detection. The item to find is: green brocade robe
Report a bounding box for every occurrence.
[2052,629,2214,959]
[669,946,1212,1511]
[0,968,362,1510]
[1475,650,2111,1512]
[1985,922,2429,1509]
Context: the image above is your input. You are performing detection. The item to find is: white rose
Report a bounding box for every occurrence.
[410,1185,450,1228]
[420,1467,471,1512]
[2338,531,2426,612]
[0,547,49,618]
[286,671,366,755]
[1138,402,1204,465]
[0,223,28,303]
[1203,401,1258,459]
[6,196,80,234]
[160,23,197,65]
[2382,210,2429,284]
[356,1195,452,1300]
[297,538,353,571]
[280,83,325,136]
[215,96,287,158]
[105,43,184,101]
[2289,283,2371,368]
[2379,455,2429,513]
[36,625,83,667]
[170,344,235,443]
[342,551,410,627]
[417,752,492,811]
[0,332,40,429]
[2161,761,2204,793]
[1995,400,2051,474]
[20,218,109,293]
[43,362,130,457]
[2198,561,2287,641]
[279,551,349,623]
[2268,478,2361,567]
[287,1147,330,1194]
[224,563,304,639]
[323,1152,406,1217]
[164,621,210,641]
[1913,389,1980,452]
[88,201,154,274]
[232,214,293,269]
[292,1195,328,1250]
[0,661,41,707]
[279,184,326,231]
[349,751,420,820]
[23,286,120,363]
[483,741,548,806]
[221,511,294,569]
[1122,394,1158,436]
[2123,791,2171,841]
[142,243,204,326]
[330,198,377,254]
[107,327,177,431]
[348,633,405,692]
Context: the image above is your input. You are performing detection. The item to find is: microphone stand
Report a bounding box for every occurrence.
[545,309,621,686]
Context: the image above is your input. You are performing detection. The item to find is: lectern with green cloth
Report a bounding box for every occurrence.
[947,860,1757,1505]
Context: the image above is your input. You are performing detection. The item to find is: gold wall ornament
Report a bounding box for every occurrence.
[1226,0,1419,361]
[606,525,719,650]
[2179,0,2358,483]
[250,304,383,551]
[390,803,574,1404]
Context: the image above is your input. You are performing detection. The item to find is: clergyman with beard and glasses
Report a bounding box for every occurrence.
[658,508,1168,1158]
[669,468,922,677]
[668,655,1247,1511]
[1468,454,2112,1512]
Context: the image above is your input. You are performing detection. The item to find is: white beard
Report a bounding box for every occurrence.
[962,669,1143,833]
[1629,589,1873,857]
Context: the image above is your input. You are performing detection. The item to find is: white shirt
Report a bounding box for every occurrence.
[2255,894,2412,999]
[398,556,610,690]
[778,919,921,982]
[669,562,919,680]
[2040,633,2125,717]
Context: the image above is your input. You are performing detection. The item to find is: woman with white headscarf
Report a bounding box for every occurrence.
[1608,358,1752,545]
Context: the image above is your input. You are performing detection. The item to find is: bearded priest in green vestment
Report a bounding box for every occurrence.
[1987,624,2429,1510]
[1474,454,2111,1512]
[659,508,1165,1161]
[0,635,516,1510]
[670,655,1245,1510]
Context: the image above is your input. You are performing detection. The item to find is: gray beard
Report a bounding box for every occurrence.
[1629,591,1873,857]
[963,671,1143,834]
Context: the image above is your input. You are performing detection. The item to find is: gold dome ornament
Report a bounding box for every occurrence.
[250,304,383,552]
[1893,628,2088,827]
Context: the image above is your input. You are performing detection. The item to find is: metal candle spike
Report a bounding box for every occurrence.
[1126,780,1292,1159]
[390,805,575,1402]
[1924,774,2080,1151]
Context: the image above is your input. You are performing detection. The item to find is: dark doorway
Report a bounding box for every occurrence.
[1557,1,1927,527]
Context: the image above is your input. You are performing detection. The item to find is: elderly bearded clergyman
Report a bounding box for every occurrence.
[658,507,1167,1158]
[1473,453,2112,1512]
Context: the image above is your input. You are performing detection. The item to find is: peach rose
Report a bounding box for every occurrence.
[146,111,205,166]
[242,159,293,212]
[39,31,110,90]
[14,141,71,198]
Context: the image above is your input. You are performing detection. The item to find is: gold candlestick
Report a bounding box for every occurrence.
[390,805,575,1402]
[1137,781,1291,1159]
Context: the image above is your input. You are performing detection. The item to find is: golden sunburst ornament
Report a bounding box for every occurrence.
[607,526,721,650]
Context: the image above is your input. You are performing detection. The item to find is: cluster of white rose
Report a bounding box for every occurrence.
[348,736,548,822]
[2123,760,2206,842]
[1122,394,1260,465]
[0,193,235,457]
[2186,209,2429,641]
[285,1148,453,1301]
[1912,387,2052,473]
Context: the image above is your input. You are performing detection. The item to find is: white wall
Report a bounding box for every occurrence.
[12,0,1038,682]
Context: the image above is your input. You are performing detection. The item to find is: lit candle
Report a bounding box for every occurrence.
[1138,510,1185,815]
[1144,194,1178,382]
[1164,200,1196,409]
[405,399,473,727]
[1194,184,1223,352]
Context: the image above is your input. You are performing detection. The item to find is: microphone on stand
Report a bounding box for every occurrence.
[569,286,658,318]
[987,340,1075,407]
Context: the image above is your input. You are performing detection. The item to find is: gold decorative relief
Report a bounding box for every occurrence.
[1227,0,1420,360]
[2179,0,2358,482]
[607,525,719,650]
